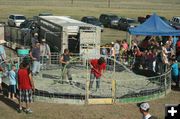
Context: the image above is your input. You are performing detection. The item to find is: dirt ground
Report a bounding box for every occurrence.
[0,88,180,119]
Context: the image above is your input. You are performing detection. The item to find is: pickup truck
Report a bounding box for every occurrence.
[138,15,152,24]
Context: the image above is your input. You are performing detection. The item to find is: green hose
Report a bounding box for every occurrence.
[52,57,80,85]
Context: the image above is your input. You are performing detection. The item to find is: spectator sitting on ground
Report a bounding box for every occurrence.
[8,65,17,100]
[138,102,158,119]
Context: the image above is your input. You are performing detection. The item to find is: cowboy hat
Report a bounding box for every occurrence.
[0,40,6,44]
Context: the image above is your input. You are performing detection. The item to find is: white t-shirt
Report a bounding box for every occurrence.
[40,44,51,56]
[142,114,151,119]
[114,43,120,54]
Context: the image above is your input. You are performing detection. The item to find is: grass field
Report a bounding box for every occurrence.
[0,1,180,119]
[1,0,180,44]
[0,0,180,44]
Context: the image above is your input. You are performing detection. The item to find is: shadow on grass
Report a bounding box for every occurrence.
[0,94,19,111]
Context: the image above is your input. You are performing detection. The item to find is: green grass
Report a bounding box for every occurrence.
[0,0,179,44]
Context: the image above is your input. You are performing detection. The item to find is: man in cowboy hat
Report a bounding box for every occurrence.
[40,39,51,70]
[31,33,39,48]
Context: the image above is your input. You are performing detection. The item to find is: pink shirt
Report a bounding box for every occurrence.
[122,43,128,50]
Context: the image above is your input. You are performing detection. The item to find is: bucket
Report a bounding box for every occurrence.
[8,63,18,70]
[17,49,30,56]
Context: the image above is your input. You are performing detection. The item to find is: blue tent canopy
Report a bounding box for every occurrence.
[128,13,180,36]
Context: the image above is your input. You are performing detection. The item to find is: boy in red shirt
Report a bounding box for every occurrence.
[18,63,35,114]
[89,57,106,91]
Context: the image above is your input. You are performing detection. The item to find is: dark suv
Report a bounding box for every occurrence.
[118,18,139,31]
[99,14,119,28]
[81,16,104,31]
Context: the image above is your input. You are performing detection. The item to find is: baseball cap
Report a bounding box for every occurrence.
[139,102,150,111]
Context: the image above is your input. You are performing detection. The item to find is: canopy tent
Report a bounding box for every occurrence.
[128,13,180,36]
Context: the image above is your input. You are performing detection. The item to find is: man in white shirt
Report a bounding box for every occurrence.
[139,102,157,119]
[114,40,120,61]
[40,39,51,70]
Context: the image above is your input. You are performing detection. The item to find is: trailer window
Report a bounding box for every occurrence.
[68,35,80,53]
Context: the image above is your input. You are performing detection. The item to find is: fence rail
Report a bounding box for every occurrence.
[1,52,171,104]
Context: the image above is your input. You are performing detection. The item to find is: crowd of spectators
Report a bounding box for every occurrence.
[101,35,180,87]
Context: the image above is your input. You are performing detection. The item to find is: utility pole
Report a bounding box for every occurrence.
[108,0,110,8]
[71,0,73,5]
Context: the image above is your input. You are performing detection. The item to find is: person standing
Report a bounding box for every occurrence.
[114,40,120,60]
[31,33,39,48]
[171,59,179,88]
[18,63,35,114]
[59,49,73,84]
[139,102,157,119]
[8,65,17,100]
[0,40,7,92]
[89,57,106,91]
[0,40,7,70]
[40,39,51,70]
[30,42,40,76]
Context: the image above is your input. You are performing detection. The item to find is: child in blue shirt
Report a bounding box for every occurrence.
[171,59,179,88]
[8,65,17,100]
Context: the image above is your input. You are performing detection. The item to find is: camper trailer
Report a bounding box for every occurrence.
[38,16,101,59]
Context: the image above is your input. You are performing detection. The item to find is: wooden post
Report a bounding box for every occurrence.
[112,80,116,104]
[108,0,110,8]
[71,0,73,5]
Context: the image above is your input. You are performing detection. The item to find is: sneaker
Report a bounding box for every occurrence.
[17,108,23,113]
[26,109,33,114]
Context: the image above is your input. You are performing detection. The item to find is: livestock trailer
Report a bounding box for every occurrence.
[38,16,101,60]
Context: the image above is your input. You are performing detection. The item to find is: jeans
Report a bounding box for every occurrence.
[32,61,40,74]
[89,73,101,89]
[62,68,72,82]
[40,56,47,69]
[0,59,6,71]
[172,75,179,87]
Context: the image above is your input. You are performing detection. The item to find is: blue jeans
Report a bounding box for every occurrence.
[89,73,101,89]
[0,59,6,71]
[172,75,179,87]
[40,56,47,69]
[32,61,40,74]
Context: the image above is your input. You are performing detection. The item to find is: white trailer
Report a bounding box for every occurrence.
[38,16,101,60]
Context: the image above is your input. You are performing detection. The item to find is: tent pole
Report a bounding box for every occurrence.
[129,35,132,48]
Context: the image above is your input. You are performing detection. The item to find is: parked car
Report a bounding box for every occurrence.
[20,19,39,38]
[118,18,139,31]
[172,17,180,24]
[8,14,26,27]
[20,19,37,28]
[99,14,119,28]
[81,16,104,31]
[138,15,152,24]
[38,13,53,16]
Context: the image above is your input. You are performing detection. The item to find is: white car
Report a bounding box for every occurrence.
[8,14,26,27]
